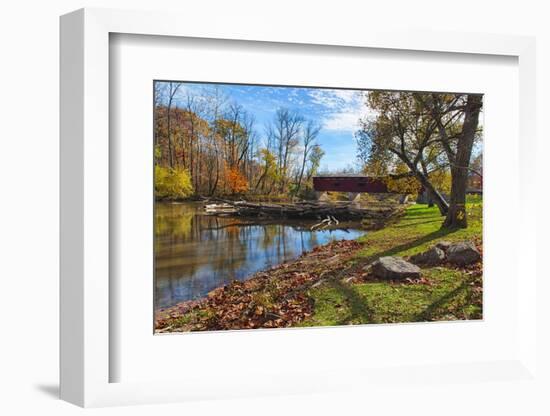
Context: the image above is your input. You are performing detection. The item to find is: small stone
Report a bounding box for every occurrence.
[371,257,421,280]
[410,247,446,265]
[446,241,481,265]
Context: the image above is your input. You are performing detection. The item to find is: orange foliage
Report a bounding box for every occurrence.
[227,167,249,194]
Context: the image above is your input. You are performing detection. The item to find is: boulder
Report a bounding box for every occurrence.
[410,246,446,265]
[446,241,481,265]
[371,257,421,280]
[435,241,453,252]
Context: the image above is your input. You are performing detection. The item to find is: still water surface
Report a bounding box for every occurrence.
[155,202,365,309]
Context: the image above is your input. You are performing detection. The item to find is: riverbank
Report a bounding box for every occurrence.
[155,202,482,332]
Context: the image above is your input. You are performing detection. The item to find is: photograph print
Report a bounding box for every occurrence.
[154,81,483,333]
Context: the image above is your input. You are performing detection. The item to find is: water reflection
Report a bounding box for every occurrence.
[155,202,365,309]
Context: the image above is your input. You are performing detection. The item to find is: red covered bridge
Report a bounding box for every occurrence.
[313,175,389,193]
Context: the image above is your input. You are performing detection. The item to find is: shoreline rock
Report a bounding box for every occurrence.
[409,240,481,267]
[410,246,446,265]
[446,241,481,266]
[371,257,421,280]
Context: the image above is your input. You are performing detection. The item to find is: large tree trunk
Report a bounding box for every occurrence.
[444,165,468,228]
[443,94,482,228]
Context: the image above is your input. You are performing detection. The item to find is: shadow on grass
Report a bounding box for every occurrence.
[400,211,446,219]
[392,219,441,228]
[412,279,471,322]
[362,227,459,263]
[327,279,377,325]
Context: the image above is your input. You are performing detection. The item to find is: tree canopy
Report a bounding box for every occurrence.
[356,91,483,228]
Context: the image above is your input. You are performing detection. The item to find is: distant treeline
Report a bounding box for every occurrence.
[154,82,325,199]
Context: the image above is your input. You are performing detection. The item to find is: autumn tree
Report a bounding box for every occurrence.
[255,148,277,193]
[154,165,193,200]
[357,91,483,228]
[268,108,304,193]
[295,120,322,195]
[227,166,249,194]
[202,86,227,195]
[306,144,325,183]
[357,92,450,215]
[181,92,209,190]
[164,82,182,168]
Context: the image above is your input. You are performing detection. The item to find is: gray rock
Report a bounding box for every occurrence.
[435,241,453,252]
[371,257,421,280]
[410,247,446,265]
[446,241,481,265]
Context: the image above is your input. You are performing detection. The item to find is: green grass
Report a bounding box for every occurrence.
[299,201,483,327]
[358,199,482,260]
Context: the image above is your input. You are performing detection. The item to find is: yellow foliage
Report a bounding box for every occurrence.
[155,165,194,199]
[386,163,422,195]
[362,158,388,177]
[386,176,421,195]
[430,169,452,194]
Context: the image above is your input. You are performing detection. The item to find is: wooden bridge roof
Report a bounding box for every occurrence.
[312,175,389,193]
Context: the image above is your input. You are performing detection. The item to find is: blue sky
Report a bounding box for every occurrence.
[166,82,369,171]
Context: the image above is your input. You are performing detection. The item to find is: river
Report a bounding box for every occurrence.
[155,202,365,309]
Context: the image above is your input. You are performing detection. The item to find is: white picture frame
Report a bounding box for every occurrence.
[60,7,538,408]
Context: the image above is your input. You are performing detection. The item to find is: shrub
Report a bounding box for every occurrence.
[298,186,318,201]
[227,167,249,194]
[155,165,194,199]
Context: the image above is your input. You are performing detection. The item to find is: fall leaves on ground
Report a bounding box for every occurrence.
[155,240,362,332]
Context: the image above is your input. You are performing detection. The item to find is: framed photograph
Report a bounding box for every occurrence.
[60,8,538,408]
[152,80,484,335]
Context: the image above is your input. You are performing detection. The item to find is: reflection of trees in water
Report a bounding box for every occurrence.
[165,206,252,281]
[155,205,196,276]
[155,204,194,243]
[208,226,247,283]
[259,224,277,252]
[154,202,365,308]
[156,205,326,278]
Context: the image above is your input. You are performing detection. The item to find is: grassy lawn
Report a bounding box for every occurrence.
[299,198,483,327]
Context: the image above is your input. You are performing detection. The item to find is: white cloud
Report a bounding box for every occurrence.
[331,89,361,104]
[308,89,347,109]
[308,89,370,132]
[323,111,362,131]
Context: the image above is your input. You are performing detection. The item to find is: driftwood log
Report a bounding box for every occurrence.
[204,200,404,224]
